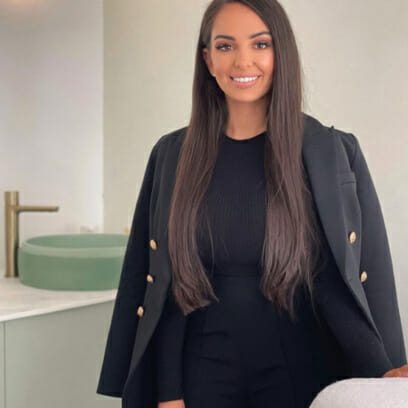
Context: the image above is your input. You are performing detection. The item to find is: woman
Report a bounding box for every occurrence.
[97,1,408,407]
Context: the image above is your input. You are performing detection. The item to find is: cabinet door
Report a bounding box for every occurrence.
[0,323,4,408]
[5,302,119,408]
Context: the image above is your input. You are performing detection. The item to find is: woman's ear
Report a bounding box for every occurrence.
[202,47,215,77]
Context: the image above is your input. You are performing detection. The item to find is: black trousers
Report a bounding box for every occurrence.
[182,266,348,408]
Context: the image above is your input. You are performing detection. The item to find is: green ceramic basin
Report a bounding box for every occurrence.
[18,233,128,290]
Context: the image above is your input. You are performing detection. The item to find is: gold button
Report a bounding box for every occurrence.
[360,271,368,283]
[149,239,157,250]
[136,305,144,317]
[348,231,357,244]
[146,274,154,283]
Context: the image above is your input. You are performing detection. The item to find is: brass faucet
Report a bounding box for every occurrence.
[4,191,59,278]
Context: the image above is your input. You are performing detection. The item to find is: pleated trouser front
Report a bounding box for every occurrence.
[182,264,348,408]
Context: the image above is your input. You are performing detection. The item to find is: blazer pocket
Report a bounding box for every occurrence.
[337,170,356,185]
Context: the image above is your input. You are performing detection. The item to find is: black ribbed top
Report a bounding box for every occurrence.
[197,130,267,272]
[151,130,393,403]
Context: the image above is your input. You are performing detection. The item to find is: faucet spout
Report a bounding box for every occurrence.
[4,191,60,278]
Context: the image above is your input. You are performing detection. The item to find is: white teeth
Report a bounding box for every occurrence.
[233,76,258,82]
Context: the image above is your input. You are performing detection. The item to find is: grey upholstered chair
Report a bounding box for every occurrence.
[310,378,408,408]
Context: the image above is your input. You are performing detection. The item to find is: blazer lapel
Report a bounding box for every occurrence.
[302,119,382,342]
[302,122,348,284]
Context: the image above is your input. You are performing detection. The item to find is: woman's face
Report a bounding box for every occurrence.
[203,2,275,104]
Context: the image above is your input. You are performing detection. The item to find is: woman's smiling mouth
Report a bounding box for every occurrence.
[230,75,261,88]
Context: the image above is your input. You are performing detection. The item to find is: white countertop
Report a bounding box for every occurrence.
[0,276,117,322]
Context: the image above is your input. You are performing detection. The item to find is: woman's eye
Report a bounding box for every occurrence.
[215,41,271,51]
[215,43,232,51]
[256,41,271,49]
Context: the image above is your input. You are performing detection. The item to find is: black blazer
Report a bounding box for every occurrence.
[96,113,406,408]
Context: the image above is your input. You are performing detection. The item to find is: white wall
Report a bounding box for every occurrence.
[103,0,408,345]
[103,0,210,233]
[0,0,104,271]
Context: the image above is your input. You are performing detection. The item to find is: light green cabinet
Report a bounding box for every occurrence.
[1,323,4,408]
[3,302,120,408]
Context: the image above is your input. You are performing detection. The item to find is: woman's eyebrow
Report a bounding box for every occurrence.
[214,31,272,41]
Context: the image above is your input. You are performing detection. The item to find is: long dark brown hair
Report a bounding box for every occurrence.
[168,0,325,322]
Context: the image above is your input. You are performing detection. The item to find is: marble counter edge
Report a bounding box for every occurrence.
[0,275,117,322]
[0,294,117,323]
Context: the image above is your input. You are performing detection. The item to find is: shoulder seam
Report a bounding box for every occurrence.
[155,126,188,150]
[331,126,358,171]
[346,132,358,171]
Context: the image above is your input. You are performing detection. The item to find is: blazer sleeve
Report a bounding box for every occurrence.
[314,251,394,378]
[349,133,407,368]
[96,140,160,398]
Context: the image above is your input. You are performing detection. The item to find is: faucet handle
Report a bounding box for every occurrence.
[16,205,59,213]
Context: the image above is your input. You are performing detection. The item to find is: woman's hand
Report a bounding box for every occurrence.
[383,363,408,377]
[157,399,185,408]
